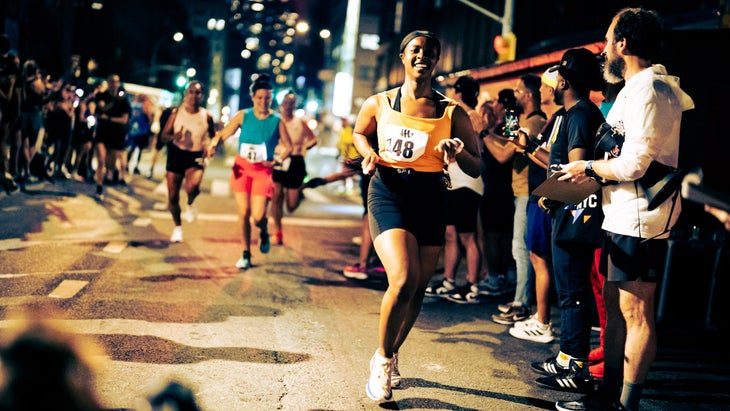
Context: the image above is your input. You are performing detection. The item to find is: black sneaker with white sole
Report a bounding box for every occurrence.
[491,304,530,324]
[444,284,480,304]
[535,359,594,393]
[424,279,456,298]
[531,356,567,376]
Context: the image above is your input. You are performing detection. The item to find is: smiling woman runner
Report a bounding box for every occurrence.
[352,30,482,402]
[208,74,292,270]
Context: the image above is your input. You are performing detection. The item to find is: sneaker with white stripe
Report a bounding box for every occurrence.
[535,359,594,393]
[509,317,554,343]
[531,356,566,376]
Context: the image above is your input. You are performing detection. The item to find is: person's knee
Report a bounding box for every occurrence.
[168,192,181,204]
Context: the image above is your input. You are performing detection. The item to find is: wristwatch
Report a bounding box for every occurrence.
[584,160,597,178]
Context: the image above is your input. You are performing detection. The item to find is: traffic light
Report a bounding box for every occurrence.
[493,32,517,63]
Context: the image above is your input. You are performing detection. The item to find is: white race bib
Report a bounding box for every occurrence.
[382,124,428,162]
[239,143,267,163]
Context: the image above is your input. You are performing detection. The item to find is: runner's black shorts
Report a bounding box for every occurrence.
[368,166,446,247]
[272,155,307,188]
[166,144,205,175]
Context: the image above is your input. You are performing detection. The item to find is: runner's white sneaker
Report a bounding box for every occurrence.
[184,205,198,223]
[365,350,393,401]
[170,226,183,243]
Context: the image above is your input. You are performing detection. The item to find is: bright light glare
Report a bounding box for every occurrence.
[295,21,309,33]
[332,72,352,117]
[319,29,331,39]
[173,32,184,42]
[305,99,319,112]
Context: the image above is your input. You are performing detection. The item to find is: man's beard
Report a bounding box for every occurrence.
[604,56,624,84]
[553,88,564,106]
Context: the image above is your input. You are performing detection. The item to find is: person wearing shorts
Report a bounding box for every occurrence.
[353,31,483,402]
[556,8,694,411]
[208,74,292,270]
[92,74,131,200]
[160,81,215,243]
[270,90,317,245]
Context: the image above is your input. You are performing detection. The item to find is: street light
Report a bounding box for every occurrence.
[149,32,184,85]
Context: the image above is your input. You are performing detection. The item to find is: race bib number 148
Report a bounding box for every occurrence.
[382,124,428,162]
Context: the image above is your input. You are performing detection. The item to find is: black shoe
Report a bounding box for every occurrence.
[444,284,481,304]
[2,177,18,194]
[536,359,594,393]
[303,177,326,189]
[532,356,568,376]
[492,304,530,325]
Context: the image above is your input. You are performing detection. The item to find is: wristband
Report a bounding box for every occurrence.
[524,139,539,154]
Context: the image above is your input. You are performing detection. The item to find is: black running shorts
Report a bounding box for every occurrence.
[368,166,446,247]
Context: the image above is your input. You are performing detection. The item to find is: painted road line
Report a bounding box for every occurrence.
[102,241,127,254]
[211,179,230,196]
[49,280,89,299]
[133,218,152,227]
[1,270,99,278]
[146,211,360,227]
[154,181,167,196]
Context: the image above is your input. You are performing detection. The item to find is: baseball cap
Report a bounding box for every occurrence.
[453,76,479,108]
[497,88,517,111]
[541,66,559,89]
[548,48,603,91]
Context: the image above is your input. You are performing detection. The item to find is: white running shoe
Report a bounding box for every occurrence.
[513,313,538,329]
[235,256,251,270]
[184,205,198,223]
[391,352,401,388]
[509,317,554,343]
[365,350,393,401]
[170,226,183,243]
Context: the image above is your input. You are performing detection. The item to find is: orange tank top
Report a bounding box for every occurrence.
[376,91,457,173]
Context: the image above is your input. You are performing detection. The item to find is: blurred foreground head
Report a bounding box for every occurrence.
[0,307,106,411]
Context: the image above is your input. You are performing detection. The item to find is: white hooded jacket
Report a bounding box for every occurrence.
[602,64,694,239]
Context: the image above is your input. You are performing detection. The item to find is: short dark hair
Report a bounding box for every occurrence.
[520,73,542,104]
[612,7,663,62]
